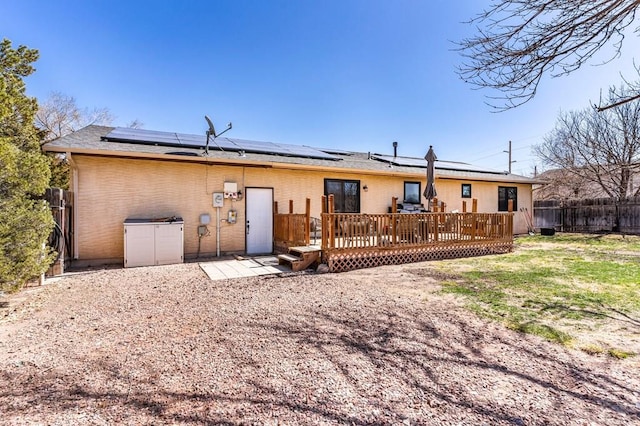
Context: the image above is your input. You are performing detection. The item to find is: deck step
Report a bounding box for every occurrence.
[289,245,319,252]
[277,248,321,272]
[277,253,301,263]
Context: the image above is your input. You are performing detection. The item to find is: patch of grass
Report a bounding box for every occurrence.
[579,344,634,359]
[435,233,640,355]
[608,348,635,359]
[508,322,573,345]
[580,344,605,355]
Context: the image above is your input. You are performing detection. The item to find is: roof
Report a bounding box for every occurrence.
[533,167,639,200]
[43,125,541,184]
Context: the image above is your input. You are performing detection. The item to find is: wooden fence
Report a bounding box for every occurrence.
[534,197,640,234]
[44,188,73,275]
[273,198,310,252]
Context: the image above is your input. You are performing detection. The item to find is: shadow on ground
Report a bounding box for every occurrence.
[2,302,638,425]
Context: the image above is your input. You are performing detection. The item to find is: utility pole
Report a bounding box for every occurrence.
[504,140,515,173]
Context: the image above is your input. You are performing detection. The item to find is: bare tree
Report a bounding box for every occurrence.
[126,118,144,129]
[535,87,640,200]
[458,0,640,110]
[597,62,640,111]
[35,92,115,188]
[534,168,593,200]
[35,92,114,142]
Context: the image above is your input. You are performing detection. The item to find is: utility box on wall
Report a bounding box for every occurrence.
[124,218,184,267]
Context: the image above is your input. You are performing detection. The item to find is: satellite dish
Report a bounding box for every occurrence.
[203,115,233,155]
[205,115,216,138]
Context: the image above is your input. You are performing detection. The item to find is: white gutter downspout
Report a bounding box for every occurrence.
[216,207,221,257]
[66,152,79,259]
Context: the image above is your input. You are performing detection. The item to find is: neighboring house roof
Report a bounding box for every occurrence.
[534,168,639,200]
[43,125,540,184]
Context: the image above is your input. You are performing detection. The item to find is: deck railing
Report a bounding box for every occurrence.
[274,213,309,248]
[321,212,513,250]
[273,198,311,252]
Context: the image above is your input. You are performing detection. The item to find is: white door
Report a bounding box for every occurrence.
[155,223,183,265]
[245,187,273,254]
[124,224,155,268]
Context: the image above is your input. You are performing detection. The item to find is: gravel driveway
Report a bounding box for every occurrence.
[1,261,639,425]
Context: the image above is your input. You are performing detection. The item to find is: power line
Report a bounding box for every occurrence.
[470,140,538,163]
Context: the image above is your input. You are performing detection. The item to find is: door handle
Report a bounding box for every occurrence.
[246,220,250,234]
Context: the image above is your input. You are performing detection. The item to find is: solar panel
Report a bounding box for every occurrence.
[307,146,354,155]
[231,138,292,156]
[175,133,206,148]
[105,128,180,146]
[277,143,340,160]
[103,127,341,160]
[372,154,427,168]
[371,154,504,174]
[207,137,242,151]
[436,161,504,174]
[280,143,342,159]
[223,137,340,160]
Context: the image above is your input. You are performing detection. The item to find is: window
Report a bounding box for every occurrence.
[461,184,472,198]
[404,181,421,204]
[325,179,360,213]
[498,186,517,211]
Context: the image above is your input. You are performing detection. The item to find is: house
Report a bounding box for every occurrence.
[534,168,640,201]
[42,125,540,266]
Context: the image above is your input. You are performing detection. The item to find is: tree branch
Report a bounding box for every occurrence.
[458,0,640,110]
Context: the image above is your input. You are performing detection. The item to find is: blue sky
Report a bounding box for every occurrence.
[4,0,640,176]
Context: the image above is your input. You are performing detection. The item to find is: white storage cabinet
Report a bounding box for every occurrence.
[124,218,184,267]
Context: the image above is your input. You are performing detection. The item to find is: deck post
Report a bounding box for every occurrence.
[328,194,335,249]
[433,213,439,242]
[321,195,327,249]
[305,198,311,245]
[391,197,397,244]
[287,200,294,244]
[462,200,467,213]
[508,211,514,235]
[471,199,478,241]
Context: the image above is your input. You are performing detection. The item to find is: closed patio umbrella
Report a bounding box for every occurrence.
[423,145,437,210]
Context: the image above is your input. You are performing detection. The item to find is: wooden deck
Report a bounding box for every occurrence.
[320,212,514,272]
[272,196,514,273]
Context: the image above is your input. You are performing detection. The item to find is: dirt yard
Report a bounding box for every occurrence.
[1,261,639,425]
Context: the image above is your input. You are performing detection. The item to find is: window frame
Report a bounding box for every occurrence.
[324,178,361,213]
[498,186,518,211]
[461,183,472,198]
[403,181,422,204]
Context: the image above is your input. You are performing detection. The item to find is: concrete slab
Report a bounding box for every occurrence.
[251,256,281,267]
[199,257,290,281]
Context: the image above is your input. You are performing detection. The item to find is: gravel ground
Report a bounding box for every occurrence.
[1,261,639,425]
